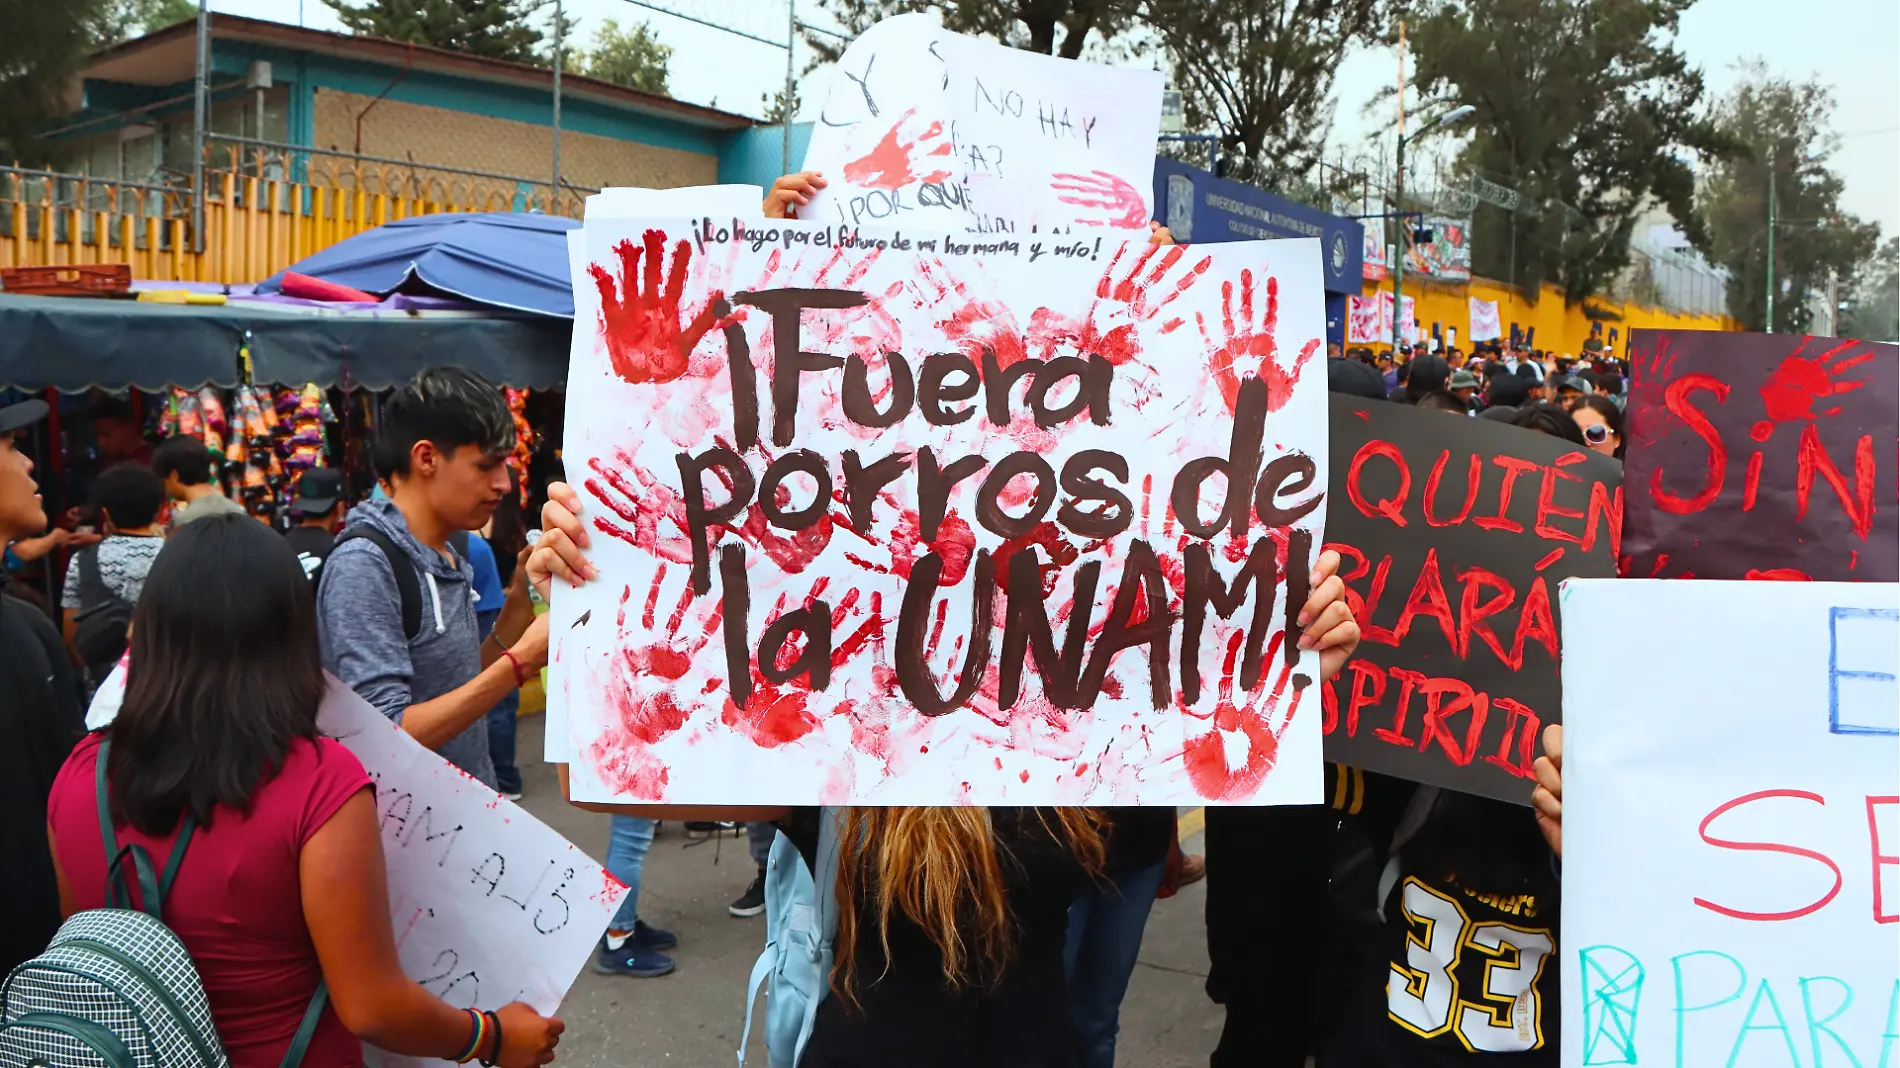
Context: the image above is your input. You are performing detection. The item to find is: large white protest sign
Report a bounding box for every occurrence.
[551,215,1329,806]
[801,13,1164,235]
[1559,579,1900,1068]
[548,185,769,764]
[88,668,626,1047]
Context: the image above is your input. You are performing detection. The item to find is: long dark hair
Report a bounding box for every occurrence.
[1509,401,1587,445]
[108,514,326,835]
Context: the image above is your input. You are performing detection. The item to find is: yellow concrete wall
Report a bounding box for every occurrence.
[1361,275,1738,354]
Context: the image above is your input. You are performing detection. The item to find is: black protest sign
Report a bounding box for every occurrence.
[1320,395,1623,801]
[1622,329,1898,582]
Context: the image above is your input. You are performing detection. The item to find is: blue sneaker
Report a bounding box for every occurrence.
[594,937,675,978]
[631,919,677,952]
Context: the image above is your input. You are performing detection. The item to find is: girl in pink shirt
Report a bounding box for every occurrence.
[47,513,562,1068]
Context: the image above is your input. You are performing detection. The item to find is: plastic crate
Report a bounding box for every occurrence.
[1,263,133,297]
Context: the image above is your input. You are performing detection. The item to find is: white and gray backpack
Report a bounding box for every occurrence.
[0,740,326,1068]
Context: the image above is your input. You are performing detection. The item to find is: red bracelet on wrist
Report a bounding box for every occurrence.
[501,648,528,688]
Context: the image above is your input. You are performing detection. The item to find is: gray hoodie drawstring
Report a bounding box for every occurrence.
[424,571,447,635]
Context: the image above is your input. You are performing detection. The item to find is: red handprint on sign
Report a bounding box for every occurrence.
[1749,339,1874,442]
[1196,268,1320,414]
[1049,170,1149,229]
[1180,632,1304,802]
[584,452,697,568]
[843,108,954,191]
[1008,242,1211,369]
[588,229,724,386]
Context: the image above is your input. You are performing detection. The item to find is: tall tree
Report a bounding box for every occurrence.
[1839,237,1898,342]
[323,0,549,64]
[1697,66,1880,334]
[1146,0,1385,189]
[94,0,198,44]
[0,1,112,160]
[806,1,1135,61]
[580,18,671,95]
[1404,0,1734,304]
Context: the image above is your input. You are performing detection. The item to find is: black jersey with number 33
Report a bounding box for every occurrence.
[1327,793,1560,1067]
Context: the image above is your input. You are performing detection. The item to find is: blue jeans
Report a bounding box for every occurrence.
[475,608,522,795]
[485,690,521,795]
[606,815,655,931]
[1063,860,1167,1068]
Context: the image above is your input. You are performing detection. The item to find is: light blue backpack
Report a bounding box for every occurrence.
[737,809,842,1068]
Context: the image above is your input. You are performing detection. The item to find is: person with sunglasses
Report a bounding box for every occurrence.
[1570,395,1624,460]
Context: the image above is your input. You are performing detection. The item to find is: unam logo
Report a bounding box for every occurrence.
[1331,233,1348,271]
[1166,174,1195,242]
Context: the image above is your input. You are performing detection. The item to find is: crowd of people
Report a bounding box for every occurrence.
[1,197,1594,1068]
[1326,337,1629,460]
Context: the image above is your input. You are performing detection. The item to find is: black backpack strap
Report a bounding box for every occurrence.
[332,527,421,642]
[77,545,111,609]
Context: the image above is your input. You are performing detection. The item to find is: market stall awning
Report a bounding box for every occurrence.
[256,212,580,318]
[0,294,569,392]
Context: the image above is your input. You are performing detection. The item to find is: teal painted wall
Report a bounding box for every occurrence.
[717,122,813,189]
[66,38,737,165]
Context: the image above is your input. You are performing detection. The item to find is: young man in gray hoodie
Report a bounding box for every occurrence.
[317,369,547,789]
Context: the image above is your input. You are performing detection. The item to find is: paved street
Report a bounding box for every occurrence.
[512,713,1224,1067]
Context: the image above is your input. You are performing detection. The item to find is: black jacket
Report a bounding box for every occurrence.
[0,576,83,973]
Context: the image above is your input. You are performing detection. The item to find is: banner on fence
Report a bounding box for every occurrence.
[555,217,1330,806]
[1405,216,1472,281]
[1320,396,1622,800]
[1362,217,1388,282]
[1560,578,1899,1068]
[800,13,1164,235]
[1348,295,1384,344]
[1468,297,1501,341]
[1622,329,1898,582]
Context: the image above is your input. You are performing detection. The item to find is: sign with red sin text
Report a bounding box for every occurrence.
[1622,329,1899,582]
[1321,396,1622,802]
[1560,579,1899,1068]
[552,217,1331,806]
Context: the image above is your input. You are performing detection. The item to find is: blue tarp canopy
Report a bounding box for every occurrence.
[258,212,580,318]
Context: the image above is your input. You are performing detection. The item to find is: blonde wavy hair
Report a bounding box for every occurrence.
[833,807,1104,1003]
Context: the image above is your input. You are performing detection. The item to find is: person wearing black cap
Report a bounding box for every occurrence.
[284,467,347,584]
[0,399,85,975]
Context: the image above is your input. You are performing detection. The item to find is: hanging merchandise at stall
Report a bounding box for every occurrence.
[157,381,337,518]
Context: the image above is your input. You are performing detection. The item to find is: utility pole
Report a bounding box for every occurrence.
[551,0,563,212]
[1765,164,1777,331]
[1391,19,1406,356]
[783,0,796,175]
[192,0,208,253]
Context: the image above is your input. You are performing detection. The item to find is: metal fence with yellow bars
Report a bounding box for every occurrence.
[0,137,593,286]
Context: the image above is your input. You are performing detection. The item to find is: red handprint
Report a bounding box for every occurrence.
[586,568,718,799]
[1050,170,1149,229]
[589,229,723,386]
[1180,632,1304,802]
[584,451,697,567]
[1196,268,1320,415]
[1749,339,1874,442]
[843,108,954,191]
[1062,242,1214,366]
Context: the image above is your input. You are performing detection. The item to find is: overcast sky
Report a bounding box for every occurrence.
[218,0,1897,238]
